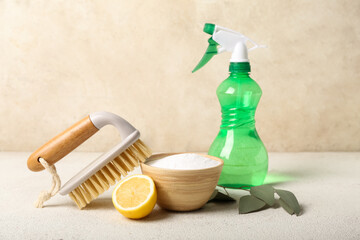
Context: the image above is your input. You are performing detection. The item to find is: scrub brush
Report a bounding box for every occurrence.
[27,112,152,209]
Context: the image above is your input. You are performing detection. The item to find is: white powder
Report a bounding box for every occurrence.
[146,153,220,170]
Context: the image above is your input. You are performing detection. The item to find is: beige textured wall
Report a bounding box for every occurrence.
[1,0,359,152]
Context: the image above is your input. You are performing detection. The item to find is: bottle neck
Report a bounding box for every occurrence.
[222,62,256,129]
[229,72,250,78]
[229,62,251,75]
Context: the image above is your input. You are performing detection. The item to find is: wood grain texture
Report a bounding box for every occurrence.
[141,153,223,211]
[27,116,99,172]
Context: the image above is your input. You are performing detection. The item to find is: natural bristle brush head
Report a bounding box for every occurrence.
[27,112,152,209]
[66,139,151,209]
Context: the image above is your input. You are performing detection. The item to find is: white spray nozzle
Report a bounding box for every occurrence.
[212,24,265,63]
[192,23,265,72]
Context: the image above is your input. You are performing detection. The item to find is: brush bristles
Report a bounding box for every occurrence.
[68,139,152,209]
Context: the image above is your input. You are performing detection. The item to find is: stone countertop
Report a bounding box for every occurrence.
[1,152,359,240]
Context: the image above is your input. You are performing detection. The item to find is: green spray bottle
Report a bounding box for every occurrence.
[193,23,268,188]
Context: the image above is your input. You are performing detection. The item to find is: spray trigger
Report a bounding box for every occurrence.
[192,38,219,73]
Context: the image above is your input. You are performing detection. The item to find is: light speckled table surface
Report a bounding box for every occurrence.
[1,152,359,240]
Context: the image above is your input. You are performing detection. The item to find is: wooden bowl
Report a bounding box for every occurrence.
[140,153,223,211]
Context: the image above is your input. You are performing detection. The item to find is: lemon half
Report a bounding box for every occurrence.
[112,174,157,219]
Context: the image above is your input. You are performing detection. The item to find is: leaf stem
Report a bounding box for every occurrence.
[221,186,229,196]
[218,185,251,192]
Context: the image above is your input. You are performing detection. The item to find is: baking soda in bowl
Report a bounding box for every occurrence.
[146,153,220,170]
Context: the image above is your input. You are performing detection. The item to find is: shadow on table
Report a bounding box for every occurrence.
[199,200,238,213]
[155,200,238,216]
[85,198,114,210]
[131,202,238,221]
[85,198,171,221]
[43,198,115,210]
[142,206,171,221]
[264,171,296,186]
[264,168,319,186]
[44,198,172,221]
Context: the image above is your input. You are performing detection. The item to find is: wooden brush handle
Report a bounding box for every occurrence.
[27,116,99,172]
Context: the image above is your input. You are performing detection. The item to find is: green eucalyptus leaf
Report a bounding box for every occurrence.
[250,185,275,206]
[275,189,301,216]
[208,190,236,202]
[278,198,294,215]
[239,195,266,214]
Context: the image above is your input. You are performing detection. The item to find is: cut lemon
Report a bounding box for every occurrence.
[112,174,157,219]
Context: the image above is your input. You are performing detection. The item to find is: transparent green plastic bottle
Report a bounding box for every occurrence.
[192,23,268,188]
[208,62,268,188]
